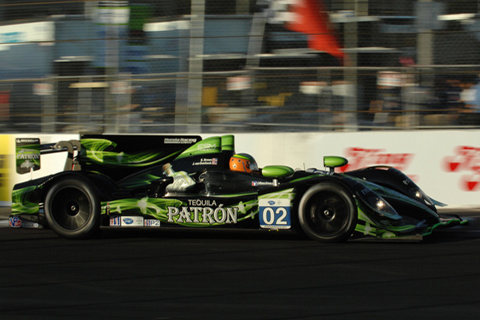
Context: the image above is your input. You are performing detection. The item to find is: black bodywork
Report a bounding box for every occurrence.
[10,134,467,241]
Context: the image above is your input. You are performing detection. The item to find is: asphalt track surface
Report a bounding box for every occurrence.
[1,208,480,320]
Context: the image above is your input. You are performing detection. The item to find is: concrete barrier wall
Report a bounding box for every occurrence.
[2,131,480,209]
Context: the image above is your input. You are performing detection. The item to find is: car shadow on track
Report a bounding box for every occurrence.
[95,226,306,242]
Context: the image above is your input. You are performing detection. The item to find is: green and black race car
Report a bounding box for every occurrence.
[10,134,467,242]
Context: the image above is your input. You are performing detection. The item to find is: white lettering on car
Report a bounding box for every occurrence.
[167,202,238,225]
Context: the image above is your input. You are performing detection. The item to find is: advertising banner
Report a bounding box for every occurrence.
[0,135,11,206]
[233,130,480,209]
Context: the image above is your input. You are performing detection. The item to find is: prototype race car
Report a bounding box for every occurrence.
[10,134,467,242]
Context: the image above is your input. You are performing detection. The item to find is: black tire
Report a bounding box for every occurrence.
[298,183,357,243]
[44,178,100,239]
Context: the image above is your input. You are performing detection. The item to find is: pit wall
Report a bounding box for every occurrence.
[1,131,479,209]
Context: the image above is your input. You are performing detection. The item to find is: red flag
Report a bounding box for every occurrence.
[287,0,345,64]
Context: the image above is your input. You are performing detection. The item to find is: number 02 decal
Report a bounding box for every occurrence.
[259,199,291,229]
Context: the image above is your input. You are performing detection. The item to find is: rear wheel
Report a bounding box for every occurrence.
[44,178,100,239]
[298,183,357,242]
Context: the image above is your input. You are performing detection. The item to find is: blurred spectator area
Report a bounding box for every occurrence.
[1,1,480,133]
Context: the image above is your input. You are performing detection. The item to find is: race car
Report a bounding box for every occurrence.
[10,134,467,242]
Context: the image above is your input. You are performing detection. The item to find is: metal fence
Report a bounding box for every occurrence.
[2,64,480,134]
[2,1,480,134]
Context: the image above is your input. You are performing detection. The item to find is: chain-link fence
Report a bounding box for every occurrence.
[1,1,480,133]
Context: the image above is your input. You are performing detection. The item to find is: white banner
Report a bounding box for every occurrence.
[0,21,54,51]
[233,130,480,209]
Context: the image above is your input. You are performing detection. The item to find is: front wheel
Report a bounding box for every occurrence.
[298,183,357,243]
[44,178,100,239]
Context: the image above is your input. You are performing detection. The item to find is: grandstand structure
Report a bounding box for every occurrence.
[0,0,480,133]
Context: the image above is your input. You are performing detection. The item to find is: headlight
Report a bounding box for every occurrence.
[411,188,435,207]
[376,199,388,211]
[364,194,401,221]
[347,176,402,222]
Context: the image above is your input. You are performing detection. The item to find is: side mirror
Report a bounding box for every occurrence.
[323,156,348,174]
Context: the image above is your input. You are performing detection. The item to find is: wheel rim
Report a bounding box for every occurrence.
[50,187,92,230]
[305,191,351,238]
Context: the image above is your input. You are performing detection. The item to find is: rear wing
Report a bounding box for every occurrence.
[15,138,81,176]
[16,135,202,181]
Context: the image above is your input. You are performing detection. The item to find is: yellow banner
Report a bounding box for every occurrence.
[0,135,11,204]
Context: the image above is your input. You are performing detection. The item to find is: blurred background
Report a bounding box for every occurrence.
[1,0,480,133]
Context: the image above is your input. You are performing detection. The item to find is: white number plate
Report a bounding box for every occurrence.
[259,199,291,229]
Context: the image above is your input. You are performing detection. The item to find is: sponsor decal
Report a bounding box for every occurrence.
[110,216,121,226]
[192,158,218,166]
[9,216,22,228]
[196,143,217,150]
[341,147,414,172]
[121,216,144,227]
[167,199,238,224]
[144,219,160,227]
[21,221,41,228]
[15,138,38,144]
[16,138,41,174]
[252,181,274,187]
[164,138,198,144]
[444,146,480,191]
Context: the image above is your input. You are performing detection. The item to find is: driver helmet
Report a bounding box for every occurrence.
[230,153,259,173]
